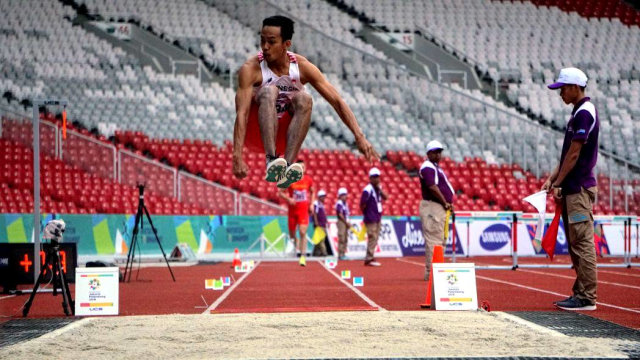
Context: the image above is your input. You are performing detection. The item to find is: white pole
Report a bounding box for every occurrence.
[32,99,67,283]
[32,104,40,282]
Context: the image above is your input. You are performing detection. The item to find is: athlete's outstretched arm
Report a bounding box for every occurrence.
[300,59,380,162]
[232,61,258,179]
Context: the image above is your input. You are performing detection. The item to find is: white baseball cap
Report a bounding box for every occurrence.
[369,167,381,177]
[317,189,326,197]
[548,67,588,89]
[426,140,444,153]
[338,187,348,196]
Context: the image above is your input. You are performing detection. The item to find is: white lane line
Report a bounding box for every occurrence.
[599,269,640,278]
[397,257,640,315]
[318,260,386,311]
[204,261,260,314]
[0,295,16,300]
[518,268,640,290]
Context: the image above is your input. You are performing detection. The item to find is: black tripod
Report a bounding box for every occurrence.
[123,184,175,282]
[23,240,74,317]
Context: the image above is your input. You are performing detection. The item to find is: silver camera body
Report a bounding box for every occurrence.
[43,219,66,242]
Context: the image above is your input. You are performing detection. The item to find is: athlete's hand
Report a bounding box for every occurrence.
[355,136,380,162]
[232,156,249,179]
[288,198,296,206]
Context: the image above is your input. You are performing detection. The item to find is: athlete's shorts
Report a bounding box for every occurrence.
[288,208,309,234]
[244,102,293,154]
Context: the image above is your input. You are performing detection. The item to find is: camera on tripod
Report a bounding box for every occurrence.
[23,219,74,317]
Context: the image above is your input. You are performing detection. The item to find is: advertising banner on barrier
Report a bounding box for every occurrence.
[0,214,635,258]
[326,218,403,258]
[468,221,513,256]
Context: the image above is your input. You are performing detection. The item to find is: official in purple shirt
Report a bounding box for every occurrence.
[419,140,454,281]
[543,67,598,311]
[360,167,387,266]
[335,187,351,260]
[312,190,329,256]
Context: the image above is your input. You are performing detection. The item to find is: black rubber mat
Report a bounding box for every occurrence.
[0,318,77,348]
[509,311,640,358]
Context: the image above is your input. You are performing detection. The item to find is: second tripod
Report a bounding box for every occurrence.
[123,184,175,282]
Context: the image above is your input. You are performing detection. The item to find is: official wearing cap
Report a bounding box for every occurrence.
[360,167,387,266]
[543,67,599,311]
[419,140,454,281]
[335,187,350,260]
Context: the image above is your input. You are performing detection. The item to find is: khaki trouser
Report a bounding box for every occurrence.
[337,221,348,257]
[420,200,447,280]
[364,221,381,262]
[561,186,597,304]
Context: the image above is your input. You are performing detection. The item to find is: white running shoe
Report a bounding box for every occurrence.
[265,157,287,182]
[277,162,304,188]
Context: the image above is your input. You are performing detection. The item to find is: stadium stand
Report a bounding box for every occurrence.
[0,0,638,216]
[340,0,640,165]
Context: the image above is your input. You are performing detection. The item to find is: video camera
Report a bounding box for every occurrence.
[43,219,66,243]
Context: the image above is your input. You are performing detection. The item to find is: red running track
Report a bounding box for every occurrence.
[2,257,639,330]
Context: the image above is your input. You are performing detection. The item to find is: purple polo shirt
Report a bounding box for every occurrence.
[360,183,382,223]
[559,97,599,195]
[335,200,349,220]
[419,160,454,203]
[313,200,327,227]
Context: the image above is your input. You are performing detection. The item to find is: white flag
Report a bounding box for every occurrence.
[523,190,547,241]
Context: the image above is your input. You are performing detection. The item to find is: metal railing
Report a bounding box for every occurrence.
[178,171,237,214]
[238,193,287,216]
[118,149,177,198]
[61,129,117,181]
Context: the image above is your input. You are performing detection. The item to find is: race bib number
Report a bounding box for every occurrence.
[293,190,307,202]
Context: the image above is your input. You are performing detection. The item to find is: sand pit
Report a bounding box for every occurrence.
[0,311,630,359]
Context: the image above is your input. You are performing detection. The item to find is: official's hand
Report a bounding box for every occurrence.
[355,136,380,162]
[552,187,563,204]
[444,203,453,211]
[541,179,552,191]
[232,156,248,179]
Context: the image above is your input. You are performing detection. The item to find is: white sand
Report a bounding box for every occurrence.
[0,311,629,359]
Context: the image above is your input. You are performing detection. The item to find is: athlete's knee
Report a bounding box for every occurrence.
[292,92,312,112]
[257,86,279,105]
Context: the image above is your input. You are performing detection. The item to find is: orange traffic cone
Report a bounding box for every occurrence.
[231,248,242,268]
[420,245,444,308]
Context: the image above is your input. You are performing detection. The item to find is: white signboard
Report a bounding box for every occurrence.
[91,22,132,40]
[75,267,119,316]
[432,263,478,311]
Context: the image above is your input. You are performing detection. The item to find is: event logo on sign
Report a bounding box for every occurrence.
[479,224,510,251]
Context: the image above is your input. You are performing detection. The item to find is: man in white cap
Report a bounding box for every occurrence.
[335,187,350,260]
[360,167,387,266]
[311,189,329,256]
[542,67,599,311]
[419,140,454,281]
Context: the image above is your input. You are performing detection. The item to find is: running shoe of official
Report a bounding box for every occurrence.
[553,295,574,305]
[277,162,304,188]
[555,297,596,311]
[299,255,306,267]
[265,157,287,182]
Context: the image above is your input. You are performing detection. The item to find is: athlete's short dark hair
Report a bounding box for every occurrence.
[262,16,294,41]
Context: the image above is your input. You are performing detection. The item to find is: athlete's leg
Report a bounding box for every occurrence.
[284,92,312,164]
[256,86,280,157]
